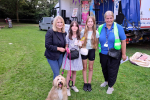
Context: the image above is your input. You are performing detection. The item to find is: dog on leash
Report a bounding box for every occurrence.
[46,75,68,100]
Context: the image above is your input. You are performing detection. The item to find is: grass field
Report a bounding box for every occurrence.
[0,23,150,100]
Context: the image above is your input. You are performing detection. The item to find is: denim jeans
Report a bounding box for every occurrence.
[47,54,63,80]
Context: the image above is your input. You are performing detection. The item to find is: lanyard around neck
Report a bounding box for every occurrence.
[105,28,111,50]
[105,28,111,40]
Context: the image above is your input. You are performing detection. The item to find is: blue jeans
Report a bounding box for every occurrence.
[47,54,63,80]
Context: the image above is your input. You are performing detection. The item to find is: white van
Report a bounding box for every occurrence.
[39,17,54,30]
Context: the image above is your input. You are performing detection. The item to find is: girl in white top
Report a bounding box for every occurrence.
[80,16,99,91]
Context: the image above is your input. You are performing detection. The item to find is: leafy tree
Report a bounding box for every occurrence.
[0,0,58,23]
[0,0,30,22]
[35,0,58,23]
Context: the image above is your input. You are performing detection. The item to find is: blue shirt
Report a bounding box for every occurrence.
[99,23,126,55]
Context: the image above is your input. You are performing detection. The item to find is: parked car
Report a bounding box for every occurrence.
[39,17,54,30]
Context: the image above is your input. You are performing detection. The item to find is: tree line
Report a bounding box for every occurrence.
[0,0,58,23]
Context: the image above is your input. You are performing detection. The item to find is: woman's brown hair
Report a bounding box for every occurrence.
[82,16,98,49]
[68,21,80,40]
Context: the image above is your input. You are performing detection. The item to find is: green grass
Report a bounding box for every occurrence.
[0,23,150,100]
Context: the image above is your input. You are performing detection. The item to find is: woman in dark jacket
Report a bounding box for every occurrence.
[45,16,66,80]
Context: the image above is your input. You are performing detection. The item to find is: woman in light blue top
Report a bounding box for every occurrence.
[80,16,99,91]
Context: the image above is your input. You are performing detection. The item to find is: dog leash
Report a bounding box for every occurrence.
[62,48,73,87]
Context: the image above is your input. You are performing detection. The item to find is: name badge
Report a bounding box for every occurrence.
[104,43,108,47]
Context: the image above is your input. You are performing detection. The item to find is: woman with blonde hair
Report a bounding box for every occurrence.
[98,11,126,94]
[44,16,67,80]
[81,16,99,91]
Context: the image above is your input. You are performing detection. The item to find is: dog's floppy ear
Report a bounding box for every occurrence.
[53,76,58,87]
[53,77,56,86]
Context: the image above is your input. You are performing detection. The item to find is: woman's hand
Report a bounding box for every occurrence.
[66,47,70,53]
[122,54,127,61]
[81,40,84,44]
[65,44,70,53]
[57,47,65,52]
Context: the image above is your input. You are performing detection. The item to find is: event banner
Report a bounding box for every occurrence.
[114,0,121,19]
[72,8,78,17]
[89,0,95,18]
[81,1,89,23]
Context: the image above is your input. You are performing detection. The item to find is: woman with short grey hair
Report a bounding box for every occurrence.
[98,11,127,94]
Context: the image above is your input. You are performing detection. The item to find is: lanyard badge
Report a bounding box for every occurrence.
[104,42,108,47]
[104,28,110,48]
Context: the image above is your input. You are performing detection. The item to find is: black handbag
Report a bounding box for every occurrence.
[67,49,79,60]
[108,48,121,59]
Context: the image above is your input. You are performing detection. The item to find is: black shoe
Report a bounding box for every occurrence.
[83,83,88,91]
[87,83,92,92]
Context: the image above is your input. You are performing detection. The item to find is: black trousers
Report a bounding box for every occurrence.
[99,53,122,87]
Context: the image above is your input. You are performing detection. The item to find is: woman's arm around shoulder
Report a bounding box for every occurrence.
[96,30,100,38]
[117,24,126,40]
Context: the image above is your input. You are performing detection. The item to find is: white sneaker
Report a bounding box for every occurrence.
[100,82,108,87]
[106,87,114,94]
[67,88,71,96]
[71,86,79,92]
